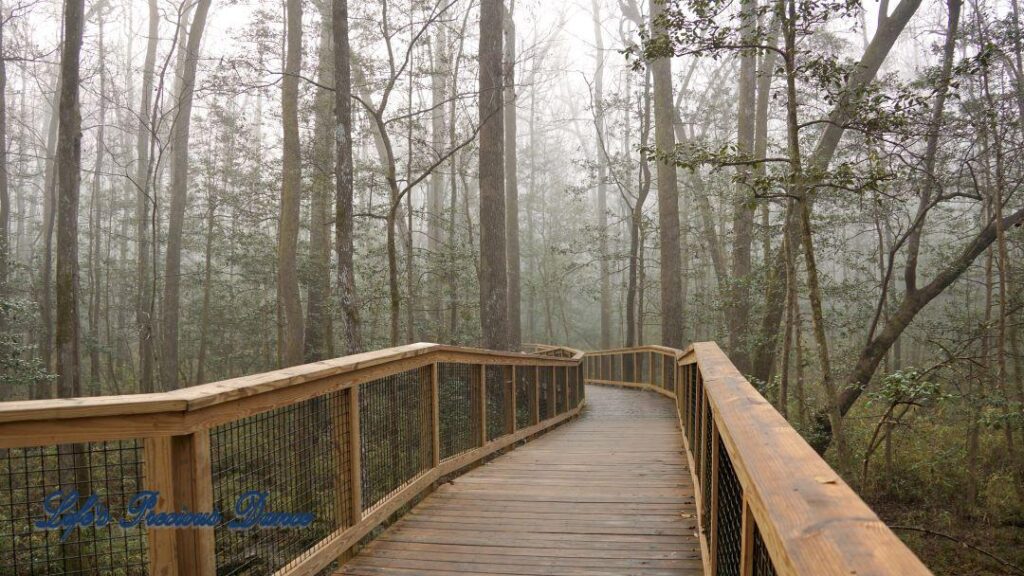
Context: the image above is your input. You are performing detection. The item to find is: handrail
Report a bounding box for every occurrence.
[0,343,585,576]
[583,342,932,576]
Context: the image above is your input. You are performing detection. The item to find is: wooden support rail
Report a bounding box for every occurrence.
[0,343,585,576]
[583,342,932,576]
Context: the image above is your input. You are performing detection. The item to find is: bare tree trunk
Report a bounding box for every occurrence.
[591,0,612,348]
[648,0,684,348]
[39,86,58,396]
[278,0,305,367]
[429,28,447,341]
[479,0,509,350]
[334,0,362,354]
[160,0,211,389]
[727,0,758,372]
[626,69,652,347]
[306,2,334,362]
[134,0,159,393]
[0,5,8,307]
[195,189,216,383]
[504,8,521,351]
[88,21,106,394]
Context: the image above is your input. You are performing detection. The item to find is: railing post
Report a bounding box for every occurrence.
[143,437,178,576]
[143,431,216,576]
[431,363,440,467]
[532,366,540,424]
[479,365,488,446]
[563,366,569,412]
[349,384,362,524]
[509,366,517,433]
[740,499,756,576]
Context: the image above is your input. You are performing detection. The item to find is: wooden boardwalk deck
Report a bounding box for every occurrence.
[338,385,704,576]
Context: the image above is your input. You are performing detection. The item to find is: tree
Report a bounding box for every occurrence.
[591,0,612,348]
[161,0,211,390]
[334,0,362,354]
[278,0,304,366]
[504,2,522,350]
[648,0,684,348]
[479,0,509,350]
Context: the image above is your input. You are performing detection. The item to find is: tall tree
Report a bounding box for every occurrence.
[160,0,211,389]
[55,0,84,402]
[504,2,521,350]
[134,0,159,393]
[648,0,684,348]
[0,0,8,304]
[591,0,612,348]
[479,0,509,350]
[306,0,334,362]
[334,0,362,354]
[279,0,304,366]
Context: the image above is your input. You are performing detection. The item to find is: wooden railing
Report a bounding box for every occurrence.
[584,342,933,576]
[0,343,585,576]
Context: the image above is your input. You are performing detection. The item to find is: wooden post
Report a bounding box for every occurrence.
[143,437,178,576]
[143,432,215,576]
[170,432,215,576]
[562,366,569,412]
[740,499,756,576]
[349,385,362,524]
[479,365,488,446]
[532,366,540,424]
[431,363,440,467]
[509,366,517,433]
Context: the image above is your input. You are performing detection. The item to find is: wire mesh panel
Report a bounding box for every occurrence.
[486,365,512,441]
[602,355,610,380]
[653,354,663,387]
[691,372,702,450]
[693,380,704,474]
[538,367,553,421]
[211,388,350,575]
[701,408,714,532]
[1,441,147,575]
[624,353,635,382]
[715,443,743,576]
[555,367,567,414]
[515,367,536,429]
[358,368,432,512]
[752,524,778,576]
[577,364,585,405]
[437,363,481,461]
[663,355,675,391]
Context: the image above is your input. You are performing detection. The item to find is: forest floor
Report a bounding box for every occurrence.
[872,501,1024,576]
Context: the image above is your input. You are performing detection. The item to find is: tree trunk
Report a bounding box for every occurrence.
[278,0,305,367]
[429,29,447,341]
[334,0,362,354]
[726,0,759,372]
[134,0,159,393]
[649,0,684,348]
[504,10,521,351]
[306,1,334,362]
[626,69,652,347]
[591,0,612,348]
[479,0,509,350]
[160,0,211,389]
[88,22,107,394]
[0,7,8,306]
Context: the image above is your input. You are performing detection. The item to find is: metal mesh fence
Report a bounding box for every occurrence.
[438,363,481,461]
[358,368,432,510]
[538,367,553,421]
[210,388,350,575]
[753,523,778,576]
[486,365,511,441]
[1,441,147,575]
[515,367,536,429]
[639,352,649,383]
[555,367,567,414]
[701,402,714,531]
[663,355,675,391]
[715,442,743,576]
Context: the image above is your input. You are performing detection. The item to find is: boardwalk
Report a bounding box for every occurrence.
[339,385,704,576]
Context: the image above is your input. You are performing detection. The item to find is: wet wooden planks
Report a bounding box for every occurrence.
[338,385,704,576]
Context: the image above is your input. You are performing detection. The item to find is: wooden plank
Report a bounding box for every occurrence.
[143,437,179,576]
[336,386,699,576]
[170,431,216,576]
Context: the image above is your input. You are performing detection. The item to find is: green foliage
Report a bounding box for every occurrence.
[0,298,51,396]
